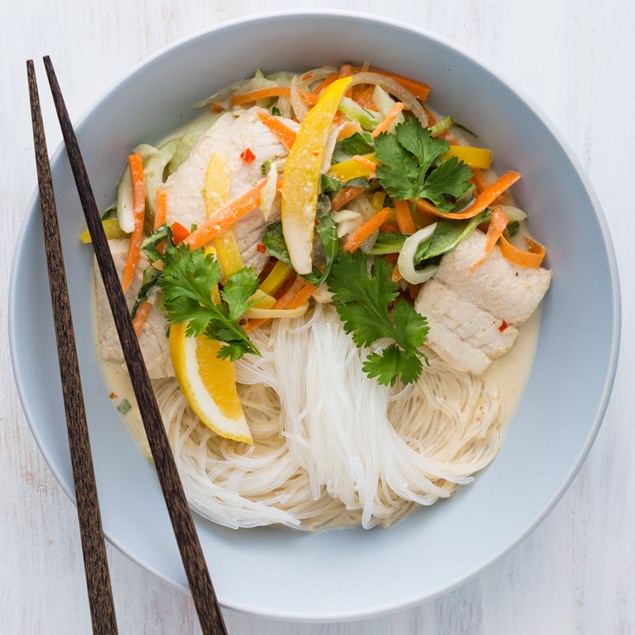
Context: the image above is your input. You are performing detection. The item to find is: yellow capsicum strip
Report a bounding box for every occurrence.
[441,146,493,170]
[204,152,245,279]
[259,260,292,296]
[328,153,377,181]
[281,76,352,274]
[80,219,129,243]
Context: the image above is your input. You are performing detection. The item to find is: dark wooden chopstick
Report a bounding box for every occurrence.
[40,56,228,635]
[27,59,119,635]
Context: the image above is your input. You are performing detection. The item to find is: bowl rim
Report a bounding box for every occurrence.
[9,8,622,621]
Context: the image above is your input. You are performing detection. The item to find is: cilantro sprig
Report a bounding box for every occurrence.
[159,243,260,360]
[328,251,429,386]
[374,119,473,212]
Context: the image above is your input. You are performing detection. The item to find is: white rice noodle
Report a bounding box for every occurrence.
[154,304,502,531]
[347,72,428,126]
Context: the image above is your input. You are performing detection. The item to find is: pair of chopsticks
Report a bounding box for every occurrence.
[27,57,228,635]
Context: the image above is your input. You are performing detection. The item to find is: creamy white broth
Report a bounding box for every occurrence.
[95,283,542,466]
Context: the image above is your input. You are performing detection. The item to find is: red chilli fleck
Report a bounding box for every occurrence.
[109,392,118,399]
[240,148,256,163]
[256,243,266,254]
[498,320,509,333]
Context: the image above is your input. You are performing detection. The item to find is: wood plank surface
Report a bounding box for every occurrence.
[2,1,633,633]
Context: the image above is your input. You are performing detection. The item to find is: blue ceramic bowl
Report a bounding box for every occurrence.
[10,11,620,621]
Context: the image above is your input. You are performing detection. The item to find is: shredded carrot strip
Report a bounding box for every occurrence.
[337,121,362,140]
[244,276,305,331]
[122,154,146,294]
[394,199,417,234]
[471,167,508,203]
[391,265,402,282]
[331,185,365,211]
[414,171,521,220]
[422,103,438,125]
[371,102,404,138]
[342,66,431,101]
[286,282,317,309]
[132,300,153,335]
[379,223,399,233]
[384,253,399,264]
[184,180,268,250]
[470,167,489,194]
[343,207,391,253]
[257,111,297,150]
[351,155,378,172]
[299,89,319,106]
[353,85,378,110]
[468,208,509,274]
[232,86,318,107]
[154,188,167,229]
[131,189,169,334]
[333,111,345,126]
[312,74,338,95]
[231,87,291,106]
[500,234,546,268]
[272,276,305,308]
[371,69,431,101]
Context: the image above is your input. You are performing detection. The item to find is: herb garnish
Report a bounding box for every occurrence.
[328,251,429,386]
[374,119,473,212]
[159,244,260,360]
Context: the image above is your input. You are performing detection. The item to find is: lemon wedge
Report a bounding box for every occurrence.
[169,322,253,445]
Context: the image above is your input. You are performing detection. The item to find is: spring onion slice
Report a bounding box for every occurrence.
[397,223,440,284]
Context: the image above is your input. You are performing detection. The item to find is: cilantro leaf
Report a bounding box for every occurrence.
[390,300,429,351]
[159,245,223,333]
[328,251,429,385]
[395,118,448,174]
[321,173,344,195]
[220,267,260,321]
[159,244,259,359]
[419,156,473,212]
[363,346,424,387]
[374,119,473,211]
[374,132,420,201]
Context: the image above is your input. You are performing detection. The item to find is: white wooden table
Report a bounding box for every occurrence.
[2,1,633,633]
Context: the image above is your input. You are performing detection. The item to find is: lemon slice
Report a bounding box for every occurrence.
[169,322,253,445]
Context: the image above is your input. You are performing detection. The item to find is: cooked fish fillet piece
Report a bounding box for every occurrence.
[94,240,174,379]
[416,279,519,375]
[416,229,551,375]
[435,230,551,325]
[163,106,296,271]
